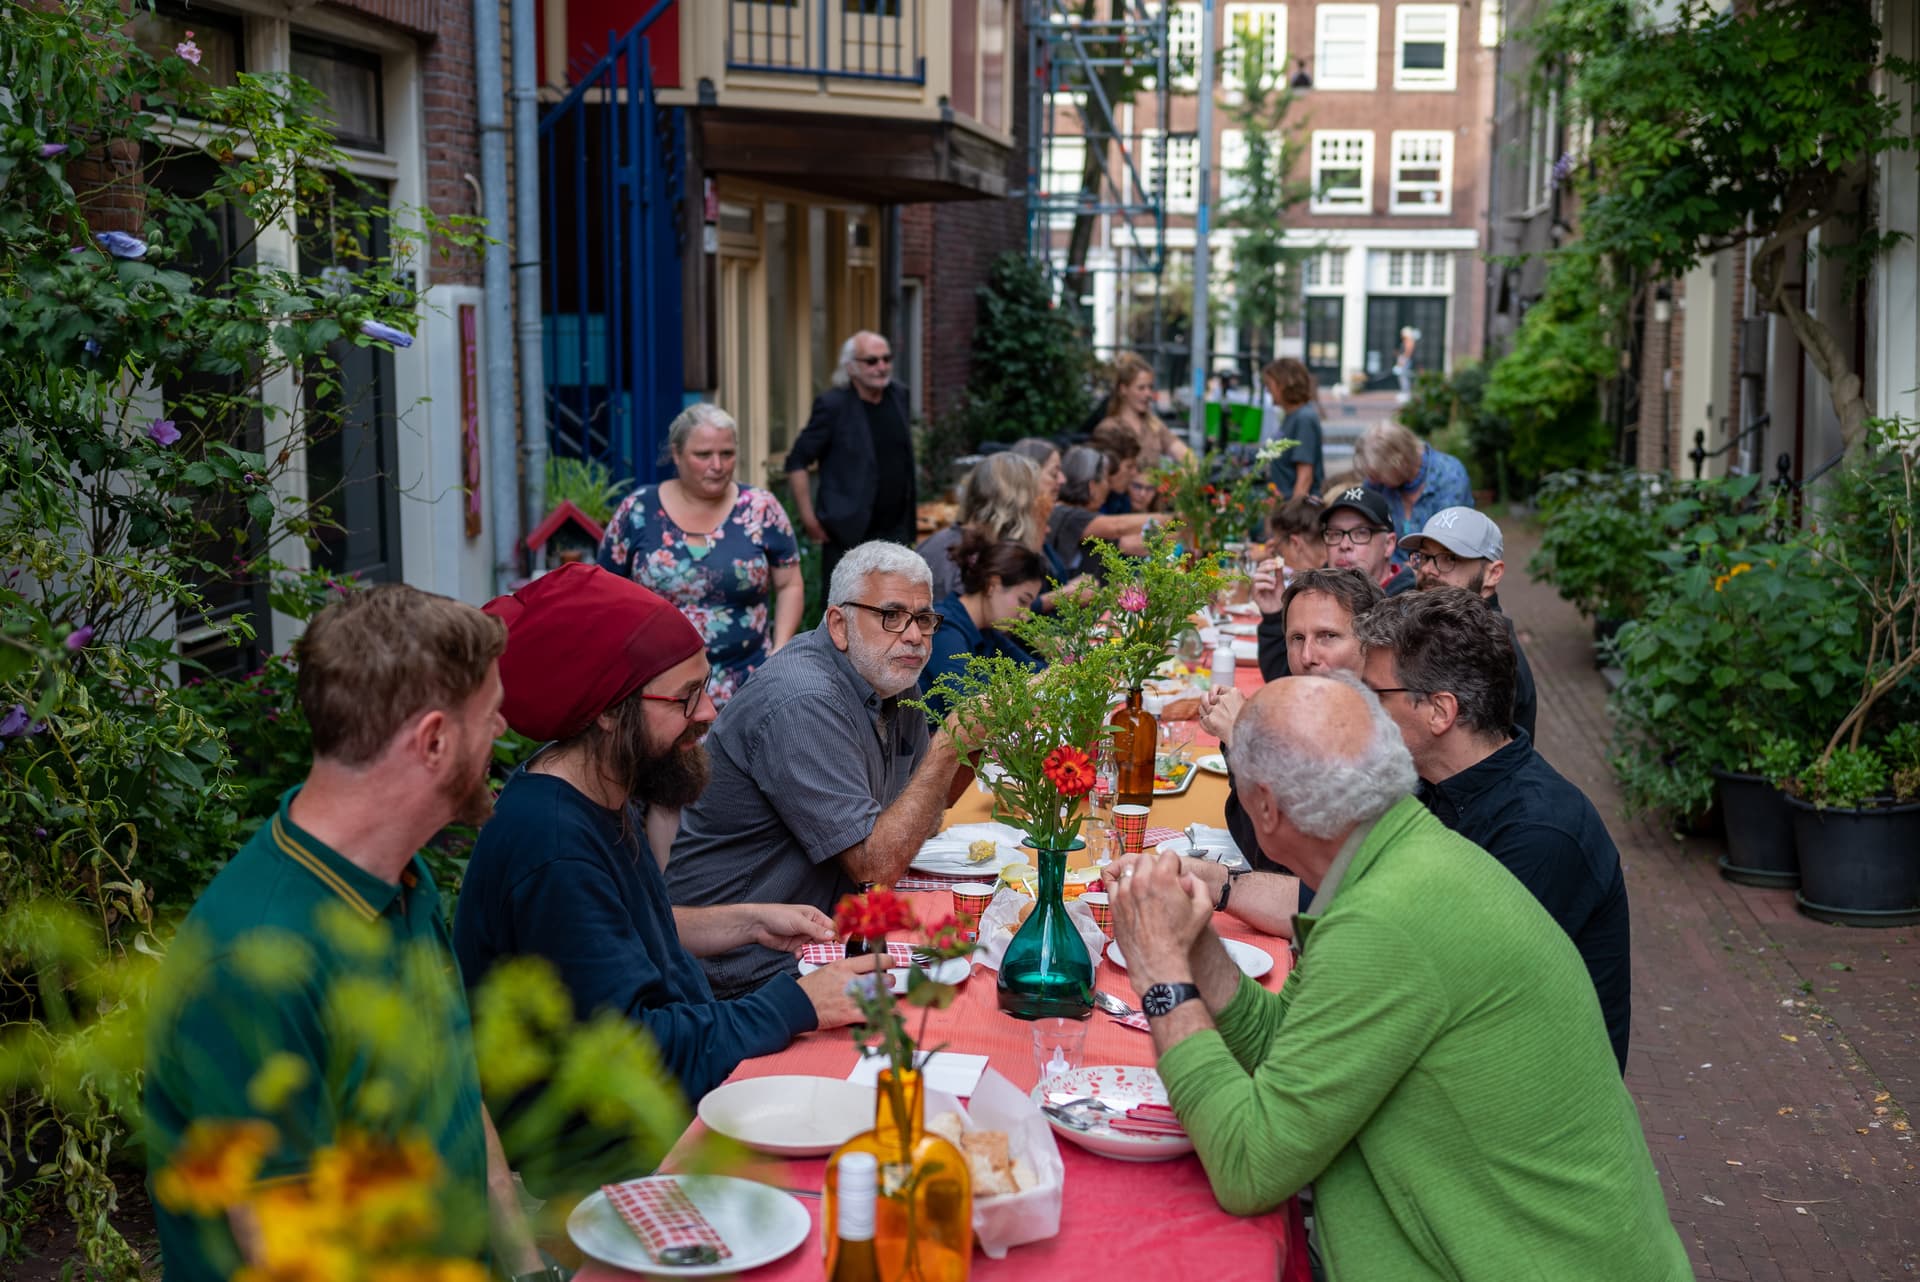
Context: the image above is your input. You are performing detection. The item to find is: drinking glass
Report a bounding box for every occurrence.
[1032,1018,1088,1080]
[1090,737,1119,824]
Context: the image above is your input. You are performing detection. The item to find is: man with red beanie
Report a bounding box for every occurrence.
[453,564,877,1182]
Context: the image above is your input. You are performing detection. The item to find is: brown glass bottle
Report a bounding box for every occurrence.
[1108,686,1158,808]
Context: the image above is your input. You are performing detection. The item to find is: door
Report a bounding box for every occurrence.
[1304,296,1344,392]
[1362,297,1448,392]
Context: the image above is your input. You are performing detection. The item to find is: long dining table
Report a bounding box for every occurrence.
[574,652,1308,1282]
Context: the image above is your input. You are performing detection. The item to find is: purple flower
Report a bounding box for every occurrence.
[65,626,94,651]
[358,319,414,349]
[95,231,148,260]
[1551,152,1575,186]
[34,827,48,839]
[147,418,181,446]
[40,143,69,159]
[1118,586,1149,614]
[0,705,29,738]
[243,471,258,484]
[83,338,101,355]
[175,32,202,66]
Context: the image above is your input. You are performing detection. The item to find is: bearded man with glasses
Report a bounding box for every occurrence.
[667,542,972,998]
[786,329,918,586]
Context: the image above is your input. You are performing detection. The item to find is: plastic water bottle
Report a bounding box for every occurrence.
[1211,639,1237,691]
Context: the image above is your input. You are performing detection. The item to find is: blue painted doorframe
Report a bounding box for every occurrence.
[539,2,684,485]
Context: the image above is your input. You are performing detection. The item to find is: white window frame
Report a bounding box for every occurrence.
[1222,3,1287,95]
[1389,130,1452,214]
[1310,129,1372,213]
[1162,131,1200,213]
[1523,88,1559,215]
[1042,135,1089,227]
[1314,4,1378,91]
[1168,2,1203,92]
[1394,4,1458,91]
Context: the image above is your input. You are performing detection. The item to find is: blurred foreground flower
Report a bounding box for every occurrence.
[40,142,69,158]
[65,625,95,650]
[96,230,148,259]
[152,1119,278,1217]
[359,320,414,348]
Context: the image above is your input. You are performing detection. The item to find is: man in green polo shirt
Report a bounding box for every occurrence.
[144,584,547,1282]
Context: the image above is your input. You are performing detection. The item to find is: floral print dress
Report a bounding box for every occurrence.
[596,484,799,706]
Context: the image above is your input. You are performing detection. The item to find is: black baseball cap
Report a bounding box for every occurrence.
[1319,484,1393,530]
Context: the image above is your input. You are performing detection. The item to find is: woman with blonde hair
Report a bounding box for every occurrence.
[1354,420,1474,550]
[1259,357,1325,500]
[1096,352,1190,470]
[916,452,1047,599]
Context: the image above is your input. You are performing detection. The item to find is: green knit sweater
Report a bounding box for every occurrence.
[1159,796,1690,1281]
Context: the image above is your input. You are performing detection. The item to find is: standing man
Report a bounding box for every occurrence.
[144,586,543,1282]
[1400,506,1538,741]
[1355,588,1631,1072]
[1105,676,1687,1280]
[668,542,967,998]
[787,330,918,586]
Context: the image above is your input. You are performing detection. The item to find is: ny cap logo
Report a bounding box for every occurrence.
[1432,510,1463,529]
[1340,486,1366,503]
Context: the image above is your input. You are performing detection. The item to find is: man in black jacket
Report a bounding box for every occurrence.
[1399,506,1538,743]
[786,330,917,585]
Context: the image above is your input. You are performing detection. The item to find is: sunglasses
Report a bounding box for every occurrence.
[855,354,892,366]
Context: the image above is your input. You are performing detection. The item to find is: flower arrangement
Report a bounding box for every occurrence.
[917,643,1131,853]
[834,888,981,1072]
[1145,440,1294,555]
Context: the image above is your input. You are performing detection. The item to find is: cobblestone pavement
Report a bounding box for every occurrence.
[1501,519,1920,1280]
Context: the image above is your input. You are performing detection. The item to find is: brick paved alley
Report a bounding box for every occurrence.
[1501,520,1920,1280]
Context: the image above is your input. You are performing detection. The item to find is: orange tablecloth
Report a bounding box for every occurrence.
[572,653,1305,1282]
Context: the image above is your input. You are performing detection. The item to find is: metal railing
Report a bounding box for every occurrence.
[726,0,925,84]
[1688,412,1769,479]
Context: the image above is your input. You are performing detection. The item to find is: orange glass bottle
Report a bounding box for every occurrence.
[823,1068,972,1282]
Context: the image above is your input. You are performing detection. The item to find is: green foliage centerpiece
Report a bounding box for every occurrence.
[1145,441,1294,556]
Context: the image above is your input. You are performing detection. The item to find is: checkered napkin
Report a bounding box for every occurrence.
[601,1178,730,1261]
[895,871,971,891]
[1105,1007,1152,1033]
[1144,826,1182,847]
[1107,1103,1188,1138]
[799,940,917,966]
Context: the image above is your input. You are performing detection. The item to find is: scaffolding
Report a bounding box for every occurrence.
[1024,0,1175,365]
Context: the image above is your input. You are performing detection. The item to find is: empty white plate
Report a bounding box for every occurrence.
[568,1175,809,1276]
[1108,937,1273,980]
[697,1075,874,1157]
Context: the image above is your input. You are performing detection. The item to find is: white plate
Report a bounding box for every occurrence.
[1150,835,1193,857]
[910,837,1024,876]
[1109,937,1273,980]
[796,955,972,994]
[697,1076,875,1157]
[1194,752,1229,776]
[1030,1065,1194,1162]
[1231,638,1260,664]
[568,1175,810,1276]
[1218,621,1258,638]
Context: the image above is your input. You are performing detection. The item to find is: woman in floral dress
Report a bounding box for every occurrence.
[596,404,802,707]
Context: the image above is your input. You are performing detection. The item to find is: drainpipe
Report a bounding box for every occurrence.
[513,0,549,531]
[474,0,518,590]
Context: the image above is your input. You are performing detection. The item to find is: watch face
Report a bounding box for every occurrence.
[1143,983,1197,1017]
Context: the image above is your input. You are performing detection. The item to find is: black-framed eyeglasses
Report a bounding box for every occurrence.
[636,673,712,718]
[1367,684,1424,703]
[1322,526,1384,546]
[1407,549,1463,573]
[855,354,892,366]
[840,601,942,635]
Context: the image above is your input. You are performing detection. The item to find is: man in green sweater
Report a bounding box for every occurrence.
[1108,675,1689,1281]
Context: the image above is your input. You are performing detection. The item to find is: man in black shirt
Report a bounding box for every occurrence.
[1355,588,1632,1073]
[786,330,918,584]
[1399,506,1538,742]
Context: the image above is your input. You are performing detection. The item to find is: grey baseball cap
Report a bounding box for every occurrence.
[1400,507,1504,560]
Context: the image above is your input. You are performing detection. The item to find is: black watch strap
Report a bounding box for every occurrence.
[1142,981,1202,1018]
[1215,868,1246,913]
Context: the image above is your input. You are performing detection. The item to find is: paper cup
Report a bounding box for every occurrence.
[1112,804,1151,855]
[950,882,998,930]
[1082,891,1113,935]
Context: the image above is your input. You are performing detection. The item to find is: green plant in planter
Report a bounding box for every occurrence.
[1753,733,1809,792]
[545,456,631,526]
[1799,746,1887,811]
[1884,724,1920,802]
[1529,469,1669,622]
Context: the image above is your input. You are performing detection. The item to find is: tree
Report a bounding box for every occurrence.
[1216,28,1314,370]
[962,252,1094,442]
[1533,0,1915,450]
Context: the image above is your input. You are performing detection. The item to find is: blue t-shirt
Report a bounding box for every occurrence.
[918,593,1043,716]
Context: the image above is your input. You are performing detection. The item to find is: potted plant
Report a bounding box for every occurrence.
[1714,732,1807,888]
[1529,468,1669,660]
[1781,732,1920,926]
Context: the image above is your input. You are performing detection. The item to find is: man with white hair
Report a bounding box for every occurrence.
[667,542,965,997]
[1107,676,1688,1281]
[785,330,917,585]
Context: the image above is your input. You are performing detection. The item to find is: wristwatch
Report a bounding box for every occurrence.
[1215,868,1248,913]
[1140,981,1202,1018]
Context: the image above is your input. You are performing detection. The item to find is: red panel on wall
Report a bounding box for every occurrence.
[538,0,680,87]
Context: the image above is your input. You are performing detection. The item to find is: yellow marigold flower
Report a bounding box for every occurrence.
[153,1119,278,1217]
[311,1130,445,1249]
[247,1184,346,1268]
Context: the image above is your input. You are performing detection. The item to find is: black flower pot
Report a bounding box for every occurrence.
[1786,795,1920,927]
[1713,770,1800,889]
[1592,617,1628,669]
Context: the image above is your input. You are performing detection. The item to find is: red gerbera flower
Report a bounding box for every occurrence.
[835,887,917,941]
[1042,744,1097,798]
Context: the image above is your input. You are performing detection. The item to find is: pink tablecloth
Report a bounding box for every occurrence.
[575,885,1306,1282]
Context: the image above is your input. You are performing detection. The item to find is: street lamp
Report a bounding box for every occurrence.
[1652,283,1674,325]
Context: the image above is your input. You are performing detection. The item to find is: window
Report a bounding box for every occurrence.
[1311,130,1372,213]
[1222,3,1287,95]
[1301,249,1347,289]
[1389,131,1452,213]
[1523,89,1559,213]
[1315,4,1378,91]
[1162,132,1200,212]
[1168,2,1203,91]
[1394,5,1457,90]
[1219,128,1285,204]
[1042,136,1089,226]
[291,36,385,150]
[1380,250,1450,291]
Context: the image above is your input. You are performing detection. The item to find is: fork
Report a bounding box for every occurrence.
[1092,989,1142,1020]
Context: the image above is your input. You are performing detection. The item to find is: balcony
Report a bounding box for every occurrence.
[673,0,1016,202]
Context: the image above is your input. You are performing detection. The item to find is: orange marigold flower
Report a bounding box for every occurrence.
[835,887,917,941]
[310,1130,443,1248]
[1043,745,1097,797]
[153,1119,279,1217]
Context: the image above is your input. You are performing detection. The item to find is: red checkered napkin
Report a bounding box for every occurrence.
[1109,1103,1188,1138]
[1106,1007,1152,1033]
[799,941,916,966]
[601,1178,730,1261]
[1144,826,1183,847]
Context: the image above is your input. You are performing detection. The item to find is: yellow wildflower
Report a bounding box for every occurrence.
[153,1119,278,1217]
[310,1129,444,1249]
[1711,562,1754,592]
[241,1185,352,1281]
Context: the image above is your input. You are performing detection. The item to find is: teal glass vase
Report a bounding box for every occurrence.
[996,845,1094,1021]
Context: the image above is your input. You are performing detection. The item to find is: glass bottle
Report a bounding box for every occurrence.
[827,1152,882,1282]
[1108,687,1158,808]
[824,1069,972,1282]
[996,845,1094,1021]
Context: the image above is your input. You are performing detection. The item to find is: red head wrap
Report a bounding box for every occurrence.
[481,562,705,742]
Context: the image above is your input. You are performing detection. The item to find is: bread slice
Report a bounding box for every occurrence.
[960,1130,1019,1196]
